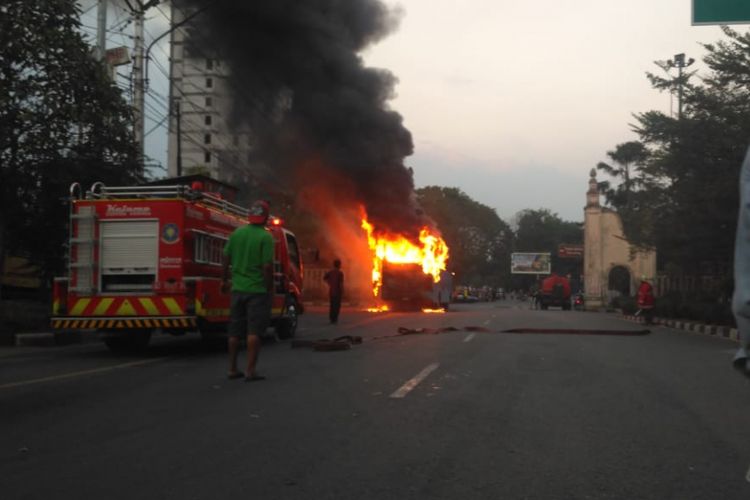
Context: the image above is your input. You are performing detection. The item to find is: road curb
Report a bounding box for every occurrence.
[621,314,738,343]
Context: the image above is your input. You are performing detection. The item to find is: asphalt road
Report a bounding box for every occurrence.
[1,301,749,500]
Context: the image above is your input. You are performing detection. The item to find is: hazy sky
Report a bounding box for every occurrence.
[82,0,730,222]
[362,0,727,222]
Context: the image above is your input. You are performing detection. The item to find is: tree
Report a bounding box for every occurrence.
[596,141,649,208]
[0,0,140,290]
[612,27,750,275]
[417,187,513,286]
[512,209,582,289]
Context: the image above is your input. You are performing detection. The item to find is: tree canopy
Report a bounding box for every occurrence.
[511,208,582,289]
[0,0,140,284]
[597,27,750,277]
[417,186,513,286]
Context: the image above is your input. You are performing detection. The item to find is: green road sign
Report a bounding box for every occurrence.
[693,0,750,25]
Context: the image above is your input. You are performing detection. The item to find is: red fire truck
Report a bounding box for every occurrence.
[50,175,304,352]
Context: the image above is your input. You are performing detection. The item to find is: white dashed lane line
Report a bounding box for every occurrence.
[390,363,440,399]
[463,333,476,343]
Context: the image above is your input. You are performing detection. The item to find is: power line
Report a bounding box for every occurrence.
[155,4,171,23]
[145,115,168,137]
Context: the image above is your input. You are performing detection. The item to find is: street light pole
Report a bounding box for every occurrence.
[667,53,695,120]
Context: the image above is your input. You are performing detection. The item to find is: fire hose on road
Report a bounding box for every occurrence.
[290,327,651,352]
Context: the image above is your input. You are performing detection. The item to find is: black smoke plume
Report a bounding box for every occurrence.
[177,0,426,235]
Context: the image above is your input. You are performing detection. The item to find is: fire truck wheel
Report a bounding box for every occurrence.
[275,299,299,340]
[103,330,152,354]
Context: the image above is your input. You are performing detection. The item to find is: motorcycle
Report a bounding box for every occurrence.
[573,293,584,310]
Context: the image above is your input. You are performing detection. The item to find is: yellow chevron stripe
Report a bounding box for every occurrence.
[144,320,152,328]
[93,298,115,316]
[53,300,60,315]
[70,298,91,316]
[139,298,160,315]
[161,298,183,315]
[195,299,205,315]
[107,320,115,328]
[134,319,143,328]
[180,319,188,327]
[116,299,138,316]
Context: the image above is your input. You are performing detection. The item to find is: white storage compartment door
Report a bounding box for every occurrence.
[100,220,158,274]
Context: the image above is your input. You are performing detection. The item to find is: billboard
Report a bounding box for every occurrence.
[558,244,584,259]
[511,252,551,275]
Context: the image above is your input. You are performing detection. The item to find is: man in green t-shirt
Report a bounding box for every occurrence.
[222,200,274,382]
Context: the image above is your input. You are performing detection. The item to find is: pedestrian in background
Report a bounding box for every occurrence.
[221,200,274,382]
[324,259,344,324]
[732,147,750,378]
[636,276,655,325]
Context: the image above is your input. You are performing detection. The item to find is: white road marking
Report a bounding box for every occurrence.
[0,357,169,390]
[746,464,750,483]
[390,362,440,399]
[482,319,490,326]
[463,333,476,343]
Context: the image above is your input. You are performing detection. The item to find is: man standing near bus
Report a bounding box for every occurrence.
[324,259,344,324]
[222,200,274,382]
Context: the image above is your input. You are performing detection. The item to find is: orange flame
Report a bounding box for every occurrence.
[366,305,390,313]
[421,308,446,314]
[361,213,449,298]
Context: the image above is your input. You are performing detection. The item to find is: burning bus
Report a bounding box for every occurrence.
[361,215,450,311]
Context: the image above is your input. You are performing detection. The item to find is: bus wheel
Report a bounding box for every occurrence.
[103,330,152,354]
[276,299,299,340]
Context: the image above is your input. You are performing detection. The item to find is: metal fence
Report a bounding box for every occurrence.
[654,274,729,297]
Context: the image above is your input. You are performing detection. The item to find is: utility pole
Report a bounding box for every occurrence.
[175,101,182,176]
[125,0,160,173]
[96,0,108,61]
[667,53,695,120]
[133,6,145,169]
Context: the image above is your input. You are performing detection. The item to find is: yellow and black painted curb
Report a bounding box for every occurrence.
[51,317,196,330]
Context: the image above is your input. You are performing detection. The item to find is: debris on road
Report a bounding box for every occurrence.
[290,336,363,351]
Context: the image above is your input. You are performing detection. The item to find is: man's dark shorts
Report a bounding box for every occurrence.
[229,292,271,337]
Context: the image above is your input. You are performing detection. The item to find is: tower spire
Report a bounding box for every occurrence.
[587,168,600,208]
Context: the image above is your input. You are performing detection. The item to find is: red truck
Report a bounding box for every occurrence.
[539,273,572,310]
[51,175,303,352]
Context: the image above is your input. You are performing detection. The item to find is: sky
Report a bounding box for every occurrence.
[79,0,731,223]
